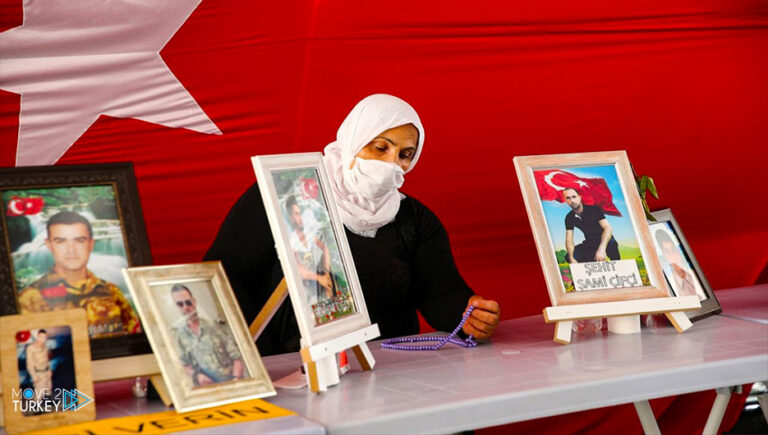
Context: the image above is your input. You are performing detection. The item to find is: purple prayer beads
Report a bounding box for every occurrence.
[380,306,478,351]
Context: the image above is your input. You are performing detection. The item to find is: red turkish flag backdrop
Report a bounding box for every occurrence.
[534,169,621,216]
[2,1,766,433]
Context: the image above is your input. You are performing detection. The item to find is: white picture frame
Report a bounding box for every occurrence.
[251,152,372,347]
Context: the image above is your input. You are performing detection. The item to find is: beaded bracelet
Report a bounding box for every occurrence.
[380,306,478,351]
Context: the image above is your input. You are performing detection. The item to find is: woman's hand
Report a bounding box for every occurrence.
[462,295,500,340]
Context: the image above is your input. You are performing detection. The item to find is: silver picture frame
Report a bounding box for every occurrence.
[650,208,721,320]
[123,262,275,412]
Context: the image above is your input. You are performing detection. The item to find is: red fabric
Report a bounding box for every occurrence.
[2,0,766,432]
[535,169,621,216]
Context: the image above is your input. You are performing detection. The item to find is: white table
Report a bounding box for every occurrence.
[262,292,768,434]
[717,284,768,324]
[715,284,768,424]
[5,287,764,434]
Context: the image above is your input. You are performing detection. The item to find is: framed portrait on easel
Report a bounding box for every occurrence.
[514,151,700,343]
[251,152,379,392]
[251,153,373,345]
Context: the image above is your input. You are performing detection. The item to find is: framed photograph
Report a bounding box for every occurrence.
[1,309,95,434]
[649,208,721,320]
[514,151,670,306]
[123,262,275,413]
[0,163,152,360]
[251,152,372,346]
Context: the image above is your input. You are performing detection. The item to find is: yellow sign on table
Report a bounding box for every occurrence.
[25,399,295,435]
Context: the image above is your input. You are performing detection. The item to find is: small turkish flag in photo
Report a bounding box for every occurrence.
[534,169,621,216]
[300,177,319,200]
[6,196,45,216]
[15,330,31,343]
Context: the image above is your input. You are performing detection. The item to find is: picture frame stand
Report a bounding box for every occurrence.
[149,375,173,407]
[606,315,641,334]
[250,278,381,393]
[93,355,172,406]
[300,323,380,393]
[544,295,700,344]
[249,279,289,339]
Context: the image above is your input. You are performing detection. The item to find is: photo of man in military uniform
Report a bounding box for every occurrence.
[17,211,140,338]
[25,329,52,398]
[170,284,246,386]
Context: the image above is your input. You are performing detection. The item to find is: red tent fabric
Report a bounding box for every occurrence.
[2,0,765,432]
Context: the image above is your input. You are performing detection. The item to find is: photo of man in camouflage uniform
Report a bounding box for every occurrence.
[170,284,246,386]
[17,211,140,338]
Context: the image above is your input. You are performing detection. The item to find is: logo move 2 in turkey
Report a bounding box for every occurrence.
[11,387,93,415]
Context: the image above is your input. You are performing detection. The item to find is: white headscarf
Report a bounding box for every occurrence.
[323,94,425,238]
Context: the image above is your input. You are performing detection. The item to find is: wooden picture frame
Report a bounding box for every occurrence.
[649,208,721,320]
[123,262,275,413]
[513,151,671,306]
[0,162,152,360]
[251,153,374,348]
[1,309,95,434]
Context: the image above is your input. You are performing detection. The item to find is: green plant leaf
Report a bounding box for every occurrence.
[646,176,659,199]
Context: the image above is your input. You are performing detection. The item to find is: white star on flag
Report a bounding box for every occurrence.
[0,0,221,166]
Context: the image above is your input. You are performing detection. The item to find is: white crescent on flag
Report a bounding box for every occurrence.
[0,0,221,166]
[544,170,590,191]
[543,171,568,191]
[7,198,24,216]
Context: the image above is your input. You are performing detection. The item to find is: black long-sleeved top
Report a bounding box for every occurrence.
[203,183,473,356]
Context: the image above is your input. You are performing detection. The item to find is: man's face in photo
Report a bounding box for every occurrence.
[45,223,95,274]
[289,204,303,231]
[36,331,48,347]
[172,289,198,322]
[563,189,582,211]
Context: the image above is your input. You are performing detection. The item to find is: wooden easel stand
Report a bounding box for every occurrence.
[249,278,379,393]
[300,324,379,392]
[544,295,701,344]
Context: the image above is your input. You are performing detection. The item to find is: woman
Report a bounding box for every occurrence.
[204,94,499,356]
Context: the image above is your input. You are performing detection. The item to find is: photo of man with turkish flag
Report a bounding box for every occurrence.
[273,168,357,326]
[2,185,141,338]
[534,165,650,292]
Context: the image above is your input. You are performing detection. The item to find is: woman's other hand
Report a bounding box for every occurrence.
[462,295,500,340]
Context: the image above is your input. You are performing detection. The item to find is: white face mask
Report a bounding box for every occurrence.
[345,157,405,201]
